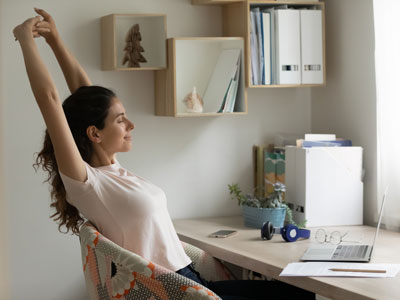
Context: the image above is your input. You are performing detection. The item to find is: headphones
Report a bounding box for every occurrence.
[261,221,310,242]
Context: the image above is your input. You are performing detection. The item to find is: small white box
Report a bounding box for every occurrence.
[285,146,363,227]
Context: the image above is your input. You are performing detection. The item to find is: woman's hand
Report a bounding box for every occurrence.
[34,8,59,45]
[13,16,49,43]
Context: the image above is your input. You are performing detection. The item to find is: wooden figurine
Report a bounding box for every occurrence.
[122,24,147,68]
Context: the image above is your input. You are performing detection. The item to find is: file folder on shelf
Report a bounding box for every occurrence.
[250,9,259,85]
[300,10,324,84]
[264,7,276,84]
[285,146,363,227]
[254,8,264,85]
[262,11,271,85]
[275,9,301,85]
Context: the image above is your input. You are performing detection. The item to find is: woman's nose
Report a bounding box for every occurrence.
[128,120,134,131]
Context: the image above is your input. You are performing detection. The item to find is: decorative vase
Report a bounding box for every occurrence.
[241,205,286,229]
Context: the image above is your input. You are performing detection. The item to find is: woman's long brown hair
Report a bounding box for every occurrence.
[33,86,115,235]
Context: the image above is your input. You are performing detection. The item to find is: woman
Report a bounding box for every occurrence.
[13,9,314,300]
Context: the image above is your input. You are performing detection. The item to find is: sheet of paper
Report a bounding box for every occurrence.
[280,262,400,278]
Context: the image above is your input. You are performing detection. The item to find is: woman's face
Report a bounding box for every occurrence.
[97,97,134,154]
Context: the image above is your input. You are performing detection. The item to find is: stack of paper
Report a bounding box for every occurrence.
[280,262,400,278]
[296,134,353,148]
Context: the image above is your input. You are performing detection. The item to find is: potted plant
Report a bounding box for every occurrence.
[228,182,305,229]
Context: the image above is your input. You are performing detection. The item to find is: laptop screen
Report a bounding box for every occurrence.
[371,186,388,249]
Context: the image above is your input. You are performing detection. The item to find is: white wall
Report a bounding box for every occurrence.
[311,0,377,225]
[0,0,10,296]
[1,0,311,299]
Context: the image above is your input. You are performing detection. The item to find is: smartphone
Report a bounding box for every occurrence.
[208,230,237,238]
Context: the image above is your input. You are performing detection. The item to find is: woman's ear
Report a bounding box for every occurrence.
[86,126,101,143]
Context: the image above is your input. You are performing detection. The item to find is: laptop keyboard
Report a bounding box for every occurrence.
[332,245,369,259]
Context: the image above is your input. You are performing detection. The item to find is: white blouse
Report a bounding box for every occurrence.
[60,161,191,271]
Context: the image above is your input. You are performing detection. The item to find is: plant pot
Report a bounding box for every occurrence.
[241,205,286,229]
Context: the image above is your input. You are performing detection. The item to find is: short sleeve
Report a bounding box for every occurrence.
[59,162,98,203]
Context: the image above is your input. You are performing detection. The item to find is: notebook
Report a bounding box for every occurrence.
[301,188,387,262]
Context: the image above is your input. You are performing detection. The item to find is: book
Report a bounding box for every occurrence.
[264,151,277,197]
[255,8,264,85]
[224,80,238,113]
[253,145,265,198]
[301,140,353,148]
[263,7,276,84]
[262,11,271,85]
[218,53,241,113]
[217,80,232,113]
[254,144,285,198]
[225,55,241,112]
[202,48,241,113]
[250,9,259,85]
[264,148,285,198]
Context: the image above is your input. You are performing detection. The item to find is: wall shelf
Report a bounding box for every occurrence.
[193,1,326,88]
[101,14,167,71]
[100,2,325,118]
[192,0,244,4]
[155,37,247,117]
[193,0,323,5]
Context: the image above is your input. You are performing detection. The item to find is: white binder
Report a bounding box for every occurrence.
[285,146,363,227]
[300,10,324,84]
[275,9,301,84]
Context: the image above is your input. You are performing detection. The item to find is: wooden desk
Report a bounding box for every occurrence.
[174,216,400,300]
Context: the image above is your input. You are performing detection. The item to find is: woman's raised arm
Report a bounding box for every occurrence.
[14,16,87,182]
[34,8,92,93]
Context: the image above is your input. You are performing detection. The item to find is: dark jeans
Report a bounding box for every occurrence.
[176,264,315,300]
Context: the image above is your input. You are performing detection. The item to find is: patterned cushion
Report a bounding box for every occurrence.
[181,242,232,282]
[79,222,228,300]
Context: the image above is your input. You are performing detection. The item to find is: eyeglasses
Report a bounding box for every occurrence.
[315,229,348,245]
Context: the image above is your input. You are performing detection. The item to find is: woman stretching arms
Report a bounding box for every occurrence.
[13,9,314,300]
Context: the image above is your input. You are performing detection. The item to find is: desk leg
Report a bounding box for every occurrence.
[242,268,268,280]
[242,268,249,280]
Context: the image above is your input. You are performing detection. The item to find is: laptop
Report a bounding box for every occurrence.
[301,188,387,262]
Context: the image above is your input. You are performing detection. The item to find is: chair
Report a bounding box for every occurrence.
[79,222,231,299]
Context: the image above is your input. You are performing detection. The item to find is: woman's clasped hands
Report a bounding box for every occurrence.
[13,8,57,43]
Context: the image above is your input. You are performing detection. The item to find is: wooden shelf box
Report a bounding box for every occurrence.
[193,1,326,88]
[101,14,167,71]
[155,37,247,117]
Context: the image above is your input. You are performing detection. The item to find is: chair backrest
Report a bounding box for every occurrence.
[181,242,233,282]
[79,221,221,300]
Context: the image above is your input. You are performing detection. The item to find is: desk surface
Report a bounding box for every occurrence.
[174,216,400,300]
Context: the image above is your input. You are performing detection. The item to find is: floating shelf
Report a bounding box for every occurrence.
[193,0,322,5]
[193,1,326,88]
[192,0,245,4]
[155,37,247,117]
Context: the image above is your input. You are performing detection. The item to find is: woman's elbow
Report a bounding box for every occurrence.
[34,88,60,105]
